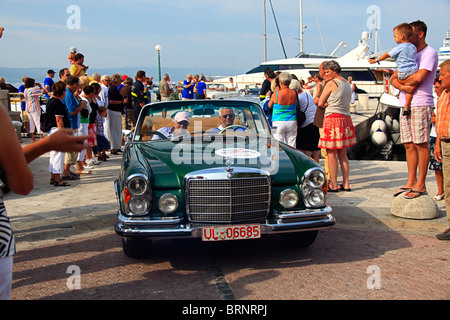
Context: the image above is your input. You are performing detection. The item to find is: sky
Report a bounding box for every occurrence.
[0,0,449,77]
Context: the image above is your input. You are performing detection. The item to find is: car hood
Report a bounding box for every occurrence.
[132,137,312,189]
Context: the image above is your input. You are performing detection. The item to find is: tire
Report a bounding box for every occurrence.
[122,238,153,258]
[280,230,318,248]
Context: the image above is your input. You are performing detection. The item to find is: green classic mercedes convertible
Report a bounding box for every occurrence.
[114,99,334,257]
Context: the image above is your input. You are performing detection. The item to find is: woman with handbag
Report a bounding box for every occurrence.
[268,72,298,148]
[317,60,356,192]
[296,87,320,163]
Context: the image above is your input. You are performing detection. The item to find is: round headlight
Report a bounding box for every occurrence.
[127,175,148,195]
[307,170,325,188]
[307,189,325,207]
[279,189,299,209]
[159,193,178,214]
[128,196,148,215]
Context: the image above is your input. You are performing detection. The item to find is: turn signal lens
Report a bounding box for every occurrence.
[124,188,131,204]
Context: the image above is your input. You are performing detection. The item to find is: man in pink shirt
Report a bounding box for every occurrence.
[391,20,438,199]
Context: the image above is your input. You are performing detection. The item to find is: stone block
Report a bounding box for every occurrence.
[390,194,439,220]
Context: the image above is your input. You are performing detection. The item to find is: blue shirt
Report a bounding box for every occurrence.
[196,81,206,95]
[182,80,194,99]
[63,87,80,129]
[44,77,54,99]
[388,42,418,74]
[18,84,26,111]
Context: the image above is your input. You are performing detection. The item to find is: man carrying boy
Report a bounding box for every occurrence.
[390,20,438,199]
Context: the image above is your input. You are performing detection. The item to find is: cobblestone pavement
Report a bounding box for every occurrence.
[10,227,449,300]
[6,138,450,302]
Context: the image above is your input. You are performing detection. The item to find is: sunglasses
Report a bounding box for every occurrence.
[221,114,235,119]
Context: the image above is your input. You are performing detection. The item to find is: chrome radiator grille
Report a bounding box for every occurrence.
[186,177,270,223]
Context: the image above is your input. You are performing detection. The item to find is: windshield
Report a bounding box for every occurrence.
[134,100,270,142]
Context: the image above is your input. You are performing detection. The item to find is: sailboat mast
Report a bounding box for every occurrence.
[264,0,267,62]
[299,0,303,53]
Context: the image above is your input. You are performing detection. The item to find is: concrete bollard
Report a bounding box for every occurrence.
[12,121,22,141]
[391,194,439,220]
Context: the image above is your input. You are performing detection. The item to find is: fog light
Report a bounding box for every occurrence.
[159,193,178,214]
[307,189,325,207]
[279,189,299,209]
[128,196,148,215]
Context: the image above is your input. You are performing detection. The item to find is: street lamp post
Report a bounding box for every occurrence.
[155,44,162,82]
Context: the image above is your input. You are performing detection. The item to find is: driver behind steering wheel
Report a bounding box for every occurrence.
[210,107,245,133]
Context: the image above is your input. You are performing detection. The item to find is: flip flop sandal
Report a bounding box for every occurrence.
[50,178,56,185]
[62,175,78,180]
[53,179,71,187]
[433,193,444,201]
[339,184,351,192]
[76,168,92,175]
[404,190,428,199]
[327,186,340,193]
[393,187,411,197]
[70,171,80,178]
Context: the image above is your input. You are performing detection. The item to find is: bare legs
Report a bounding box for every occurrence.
[400,142,429,196]
[327,148,350,190]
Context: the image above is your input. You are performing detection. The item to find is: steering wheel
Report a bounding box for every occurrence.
[219,125,248,134]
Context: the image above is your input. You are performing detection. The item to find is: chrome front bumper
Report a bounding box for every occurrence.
[115,205,335,239]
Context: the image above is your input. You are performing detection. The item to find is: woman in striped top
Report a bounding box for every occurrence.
[23,78,47,142]
[268,72,298,148]
[0,104,90,299]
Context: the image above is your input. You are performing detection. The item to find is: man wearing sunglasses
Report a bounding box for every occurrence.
[210,108,245,132]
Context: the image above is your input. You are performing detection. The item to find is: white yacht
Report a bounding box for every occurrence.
[215,32,397,98]
[438,30,450,66]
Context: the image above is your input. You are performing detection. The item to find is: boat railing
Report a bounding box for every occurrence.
[8,92,24,113]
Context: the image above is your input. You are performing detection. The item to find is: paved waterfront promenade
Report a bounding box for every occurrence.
[3,138,447,251]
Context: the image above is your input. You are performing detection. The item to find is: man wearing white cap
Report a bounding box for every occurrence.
[152,111,190,140]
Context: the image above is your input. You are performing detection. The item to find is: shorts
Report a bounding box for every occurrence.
[400,106,432,144]
[48,128,65,174]
[0,256,13,300]
[273,120,297,148]
[88,124,97,147]
[429,136,442,171]
[64,129,79,165]
[26,109,42,134]
[297,123,320,151]
[96,135,110,152]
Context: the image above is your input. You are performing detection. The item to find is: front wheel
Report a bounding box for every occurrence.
[280,230,318,248]
[122,238,153,258]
